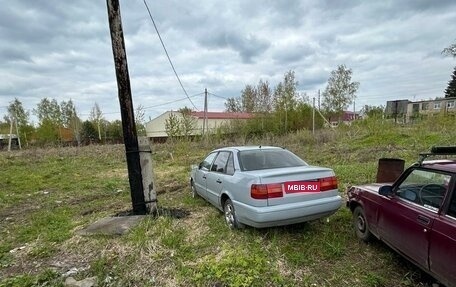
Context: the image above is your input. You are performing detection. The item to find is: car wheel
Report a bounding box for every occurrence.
[353,206,373,242]
[190,180,198,198]
[223,199,244,229]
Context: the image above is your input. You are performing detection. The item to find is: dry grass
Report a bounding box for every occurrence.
[2,117,455,286]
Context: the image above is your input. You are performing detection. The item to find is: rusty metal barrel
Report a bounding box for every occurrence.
[376,158,405,183]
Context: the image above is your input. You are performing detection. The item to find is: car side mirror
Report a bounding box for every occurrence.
[379,185,393,197]
[198,162,203,169]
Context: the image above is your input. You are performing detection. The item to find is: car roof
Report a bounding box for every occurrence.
[421,159,456,173]
[213,146,283,152]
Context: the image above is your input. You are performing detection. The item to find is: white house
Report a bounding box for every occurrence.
[145,111,253,140]
[386,97,456,123]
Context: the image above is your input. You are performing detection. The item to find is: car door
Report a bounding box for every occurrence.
[205,151,232,207]
[377,169,450,270]
[428,184,456,286]
[194,152,218,199]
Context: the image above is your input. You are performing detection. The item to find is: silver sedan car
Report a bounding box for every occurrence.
[190,146,342,228]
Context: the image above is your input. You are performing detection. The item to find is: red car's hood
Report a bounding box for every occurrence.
[352,182,393,193]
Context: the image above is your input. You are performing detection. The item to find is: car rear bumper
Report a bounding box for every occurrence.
[234,195,343,228]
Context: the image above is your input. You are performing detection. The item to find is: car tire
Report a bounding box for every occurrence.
[353,206,373,242]
[190,180,198,198]
[223,199,244,229]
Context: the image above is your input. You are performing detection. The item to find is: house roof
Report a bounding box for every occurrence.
[411,97,456,103]
[190,111,253,119]
[0,134,18,140]
[328,111,359,122]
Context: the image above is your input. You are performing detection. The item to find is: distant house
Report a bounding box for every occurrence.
[59,127,74,143]
[0,134,19,150]
[145,111,253,140]
[327,111,360,127]
[385,97,456,123]
[385,100,410,116]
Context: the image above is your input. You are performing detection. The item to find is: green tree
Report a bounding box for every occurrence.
[273,70,300,132]
[60,99,81,144]
[442,41,456,58]
[34,98,62,144]
[225,97,242,112]
[165,112,182,141]
[4,98,33,146]
[240,85,257,112]
[36,119,59,144]
[81,120,97,144]
[273,71,300,110]
[179,107,197,138]
[106,120,123,143]
[444,66,456,98]
[225,79,272,113]
[256,79,273,113]
[361,105,384,118]
[135,104,146,136]
[89,102,103,141]
[5,98,29,127]
[34,98,62,126]
[322,64,360,121]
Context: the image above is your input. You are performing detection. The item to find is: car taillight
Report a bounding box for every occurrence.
[251,183,283,199]
[319,176,338,191]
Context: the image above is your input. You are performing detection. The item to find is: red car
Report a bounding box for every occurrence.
[347,147,456,287]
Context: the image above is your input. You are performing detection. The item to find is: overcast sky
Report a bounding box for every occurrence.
[1,0,455,123]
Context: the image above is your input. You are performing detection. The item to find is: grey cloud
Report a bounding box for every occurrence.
[272,44,318,64]
[0,48,32,63]
[200,30,270,63]
[1,0,456,121]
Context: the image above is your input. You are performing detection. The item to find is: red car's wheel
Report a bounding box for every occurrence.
[353,206,373,242]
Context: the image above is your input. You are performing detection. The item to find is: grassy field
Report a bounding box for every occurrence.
[1,116,455,287]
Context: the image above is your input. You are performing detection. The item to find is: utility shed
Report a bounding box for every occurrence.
[145,111,252,141]
[0,134,19,150]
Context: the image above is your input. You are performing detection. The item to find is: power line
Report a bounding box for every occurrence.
[208,92,229,100]
[142,0,198,111]
[78,93,205,116]
[142,92,203,110]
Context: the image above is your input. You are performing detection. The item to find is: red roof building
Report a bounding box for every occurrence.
[145,110,253,139]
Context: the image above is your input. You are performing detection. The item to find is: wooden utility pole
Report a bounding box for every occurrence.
[14,114,21,150]
[312,97,315,135]
[202,88,207,136]
[353,101,356,122]
[107,0,155,215]
[7,116,13,152]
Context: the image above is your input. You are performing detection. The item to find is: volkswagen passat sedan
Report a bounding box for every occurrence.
[190,146,342,229]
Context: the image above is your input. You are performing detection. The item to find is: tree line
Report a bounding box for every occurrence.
[221,65,361,137]
[0,98,147,147]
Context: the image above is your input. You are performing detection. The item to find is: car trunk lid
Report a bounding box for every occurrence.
[246,166,339,206]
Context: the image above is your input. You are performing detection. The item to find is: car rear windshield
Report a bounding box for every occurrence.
[239,149,307,171]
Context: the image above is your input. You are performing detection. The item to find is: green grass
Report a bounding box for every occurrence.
[1,117,454,286]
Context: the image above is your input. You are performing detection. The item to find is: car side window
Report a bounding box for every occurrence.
[396,169,450,210]
[201,152,217,170]
[447,191,456,218]
[211,151,230,173]
[226,153,235,175]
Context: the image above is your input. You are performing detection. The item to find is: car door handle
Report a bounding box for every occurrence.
[417,214,430,226]
[202,175,206,179]
[216,179,222,184]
